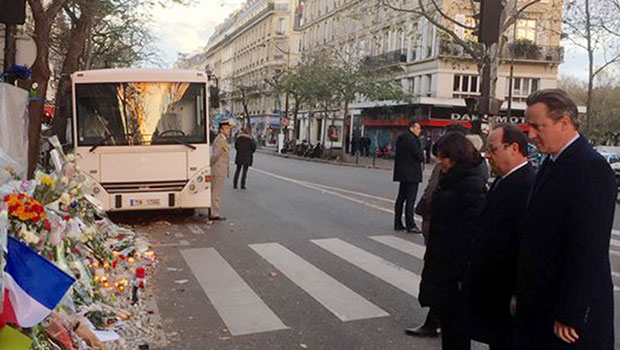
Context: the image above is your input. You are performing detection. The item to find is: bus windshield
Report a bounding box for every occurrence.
[75,82,206,146]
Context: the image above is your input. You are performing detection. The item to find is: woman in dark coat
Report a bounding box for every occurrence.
[233,128,256,189]
[418,132,487,350]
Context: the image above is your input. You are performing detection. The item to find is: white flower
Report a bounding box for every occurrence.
[70,261,81,271]
[66,154,76,162]
[59,193,71,205]
[20,227,40,245]
[61,177,69,186]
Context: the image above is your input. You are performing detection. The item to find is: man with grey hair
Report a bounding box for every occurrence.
[516,89,616,349]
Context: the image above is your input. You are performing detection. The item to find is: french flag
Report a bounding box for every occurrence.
[1,236,75,328]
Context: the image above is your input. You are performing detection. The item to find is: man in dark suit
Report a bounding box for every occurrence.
[517,89,616,349]
[393,119,424,233]
[470,124,535,349]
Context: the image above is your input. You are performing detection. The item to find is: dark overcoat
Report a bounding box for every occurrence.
[470,163,536,343]
[418,164,486,310]
[517,136,616,350]
[234,133,256,166]
[393,130,424,183]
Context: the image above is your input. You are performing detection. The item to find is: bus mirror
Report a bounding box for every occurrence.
[209,86,220,109]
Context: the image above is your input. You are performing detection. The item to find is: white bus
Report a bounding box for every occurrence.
[72,69,212,211]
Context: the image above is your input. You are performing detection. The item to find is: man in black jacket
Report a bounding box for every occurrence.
[517,89,616,349]
[233,128,257,189]
[393,119,424,233]
[471,124,535,350]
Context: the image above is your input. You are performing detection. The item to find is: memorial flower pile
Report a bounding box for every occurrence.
[0,146,160,350]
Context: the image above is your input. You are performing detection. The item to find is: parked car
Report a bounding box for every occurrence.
[597,151,620,189]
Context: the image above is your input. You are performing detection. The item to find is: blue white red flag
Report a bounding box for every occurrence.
[1,236,75,328]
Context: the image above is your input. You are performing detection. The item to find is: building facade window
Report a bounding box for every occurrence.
[277,18,286,35]
[506,77,540,102]
[517,19,537,42]
[453,74,480,97]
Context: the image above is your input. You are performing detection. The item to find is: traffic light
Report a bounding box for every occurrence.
[0,0,26,24]
[473,0,503,45]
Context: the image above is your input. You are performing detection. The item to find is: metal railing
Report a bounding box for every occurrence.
[363,50,407,68]
[438,40,564,64]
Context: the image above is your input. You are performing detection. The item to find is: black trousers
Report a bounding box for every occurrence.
[440,307,471,350]
[394,181,419,229]
[234,164,249,188]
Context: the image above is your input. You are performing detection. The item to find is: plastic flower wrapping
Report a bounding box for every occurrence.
[0,140,158,350]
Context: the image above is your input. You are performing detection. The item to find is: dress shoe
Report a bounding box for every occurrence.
[405,324,440,337]
[209,216,226,221]
[241,186,246,190]
[406,226,422,234]
[233,185,238,189]
[394,225,406,231]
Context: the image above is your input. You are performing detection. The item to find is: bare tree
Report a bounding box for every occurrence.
[563,0,620,135]
[27,0,71,177]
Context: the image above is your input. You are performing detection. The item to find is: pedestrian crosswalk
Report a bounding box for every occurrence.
[180,235,620,338]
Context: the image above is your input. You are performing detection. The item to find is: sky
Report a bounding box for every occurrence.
[149,0,589,81]
[149,0,246,66]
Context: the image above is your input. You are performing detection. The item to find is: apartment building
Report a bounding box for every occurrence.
[177,0,300,144]
[297,0,564,151]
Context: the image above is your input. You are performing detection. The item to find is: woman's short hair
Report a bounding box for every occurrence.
[436,132,481,168]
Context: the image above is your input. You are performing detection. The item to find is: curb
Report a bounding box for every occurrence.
[255,149,393,171]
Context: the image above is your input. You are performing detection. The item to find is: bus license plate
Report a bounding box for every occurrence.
[130,199,160,207]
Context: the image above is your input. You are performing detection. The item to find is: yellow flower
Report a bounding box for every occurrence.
[40,176,55,187]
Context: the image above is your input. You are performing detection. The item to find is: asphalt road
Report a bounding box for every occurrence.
[132,152,620,350]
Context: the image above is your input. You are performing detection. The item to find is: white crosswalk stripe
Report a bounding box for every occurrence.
[250,242,389,321]
[180,234,620,340]
[369,235,426,260]
[311,238,421,297]
[181,248,288,336]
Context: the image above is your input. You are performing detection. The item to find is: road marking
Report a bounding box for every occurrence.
[188,224,205,235]
[251,167,423,223]
[153,240,190,248]
[369,236,426,260]
[249,243,389,322]
[304,182,395,204]
[311,238,420,297]
[181,248,288,336]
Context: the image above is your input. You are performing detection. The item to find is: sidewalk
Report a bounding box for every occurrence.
[256,147,394,170]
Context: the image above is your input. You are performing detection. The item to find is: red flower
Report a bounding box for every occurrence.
[72,247,80,254]
[112,260,118,269]
[44,219,51,231]
[117,234,126,240]
[136,267,145,279]
[63,215,70,221]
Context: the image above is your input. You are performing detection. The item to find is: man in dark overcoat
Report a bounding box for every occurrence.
[233,127,256,189]
[517,89,616,349]
[393,119,424,233]
[470,124,535,349]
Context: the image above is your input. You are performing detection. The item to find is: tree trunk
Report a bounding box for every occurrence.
[53,0,98,145]
[27,0,70,178]
[585,0,593,136]
[292,98,300,142]
[340,99,349,161]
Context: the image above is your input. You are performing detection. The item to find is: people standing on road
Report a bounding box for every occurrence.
[362,136,371,157]
[406,137,443,338]
[469,124,535,350]
[406,124,468,338]
[210,120,231,221]
[418,132,486,350]
[393,119,424,233]
[424,136,432,164]
[234,127,256,190]
[351,133,360,156]
[516,89,617,350]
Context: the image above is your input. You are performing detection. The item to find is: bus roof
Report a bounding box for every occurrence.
[71,68,208,84]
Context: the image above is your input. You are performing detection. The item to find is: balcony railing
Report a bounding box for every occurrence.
[363,50,407,68]
[438,40,564,64]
